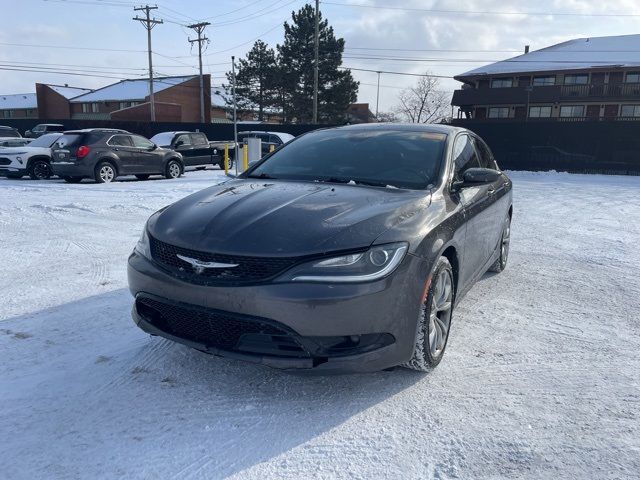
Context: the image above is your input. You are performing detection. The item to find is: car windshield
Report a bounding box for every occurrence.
[247,128,447,190]
[29,133,62,148]
[0,129,21,138]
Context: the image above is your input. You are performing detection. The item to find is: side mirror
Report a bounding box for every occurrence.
[452,168,501,191]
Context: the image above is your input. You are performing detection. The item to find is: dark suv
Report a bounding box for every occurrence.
[25,124,65,138]
[50,129,184,184]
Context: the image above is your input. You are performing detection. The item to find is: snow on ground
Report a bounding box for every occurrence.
[0,170,639,479]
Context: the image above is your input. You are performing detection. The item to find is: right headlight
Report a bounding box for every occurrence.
[279,242,408,283]
[134,223,151,260]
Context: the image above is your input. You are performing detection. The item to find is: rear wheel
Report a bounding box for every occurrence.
[135,174,150,181]
[490,215,511,273]
[219,159,234,170]
[28,160,52,180]
[404,256,454,371]
[95,161,116,184]
[165,159,182,179]
[63,176,83,183]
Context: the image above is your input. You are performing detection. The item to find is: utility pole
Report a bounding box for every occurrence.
[187,21,210,123]
[133,5,162,122]
[232,56,238,176]
[312,0,319,123]
[375,71,381,120]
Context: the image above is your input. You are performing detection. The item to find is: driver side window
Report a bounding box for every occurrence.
[452,134,480,181]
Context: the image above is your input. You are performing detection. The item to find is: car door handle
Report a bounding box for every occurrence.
[487,187,496,196]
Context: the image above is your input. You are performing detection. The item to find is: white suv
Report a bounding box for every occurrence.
[0,132,62,180]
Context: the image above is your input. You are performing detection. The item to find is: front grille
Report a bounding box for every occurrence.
[136,296,308,358]
[149,235,299,285]
[0,158,11,165]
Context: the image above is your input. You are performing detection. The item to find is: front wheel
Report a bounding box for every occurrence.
[490,215,511,273]
[29,160,52,180]
[404,256,454,371]
[165,159,182,179]
[95,161,116,183]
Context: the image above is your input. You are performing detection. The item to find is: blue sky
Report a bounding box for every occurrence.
[2,0,640,112]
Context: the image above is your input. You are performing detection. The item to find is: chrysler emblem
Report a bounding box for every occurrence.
[176,254,239,274]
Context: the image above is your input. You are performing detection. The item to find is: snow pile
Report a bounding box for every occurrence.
[0,170,639,479]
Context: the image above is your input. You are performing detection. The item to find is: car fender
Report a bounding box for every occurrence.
[26,155,51,170]
[163,154,184,172]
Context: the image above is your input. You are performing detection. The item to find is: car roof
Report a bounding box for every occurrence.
[0,126,18,130]
[155,131,191,135]
[63,128,130,134]
[37,123,64,127]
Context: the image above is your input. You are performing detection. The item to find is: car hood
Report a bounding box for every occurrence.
[0,146,50,156]
[149,179,431,257]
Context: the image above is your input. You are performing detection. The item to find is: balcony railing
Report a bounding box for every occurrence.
[452,82,640,106]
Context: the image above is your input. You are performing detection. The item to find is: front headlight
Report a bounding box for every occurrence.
[134,224,151,259]
[280,242,408,283]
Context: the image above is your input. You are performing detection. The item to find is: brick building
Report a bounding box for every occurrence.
[1,75,211,123]
[452,34,640,122]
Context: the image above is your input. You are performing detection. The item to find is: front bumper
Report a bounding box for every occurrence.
[0,156,26,176]
[127,251,429,373]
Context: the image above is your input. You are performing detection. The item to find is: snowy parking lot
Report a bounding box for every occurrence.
[1,170,639,479]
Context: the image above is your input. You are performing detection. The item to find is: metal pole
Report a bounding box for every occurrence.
[188,22,210,123]
[375,71,381,120]
[232,56,238,176]
[133,5,162,122]
[312,0,319,123]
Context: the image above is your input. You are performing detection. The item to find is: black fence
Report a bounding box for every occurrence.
[449,119,640,175]
[0,118,330,141]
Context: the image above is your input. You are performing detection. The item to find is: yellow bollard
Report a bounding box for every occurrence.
[224,144,229,174]
[269,144,275,153]
[243,143,249,171]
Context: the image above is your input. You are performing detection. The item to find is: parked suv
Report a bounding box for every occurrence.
[25,124,65,138]
[0,132,62,179]
[50,129,184,184]
[0,126,22,139]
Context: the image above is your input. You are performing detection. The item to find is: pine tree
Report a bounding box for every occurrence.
[226,40,277,121]
[277,4,358,123]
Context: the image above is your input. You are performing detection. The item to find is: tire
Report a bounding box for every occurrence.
[28,159,52,180]
[404,256,454,371]
[63,176,83,183]
[135,174,150,181]
[6,173,23,179]
[94,161,116,184]
[219,159,234,170]
[165,159,182,179]
[489,215,511,273]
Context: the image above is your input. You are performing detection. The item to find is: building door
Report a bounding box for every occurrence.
[475,107,486,119]
[514,106,526,119]
[604,104,619,119]
[586,105,600,119]
[518,76,531,87]
[609,72,623,84]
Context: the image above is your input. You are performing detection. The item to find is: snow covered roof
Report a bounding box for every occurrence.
[71,75,197,102]
[211,86,231,108]
[0,93,37,110]
[46,84,92,99]
[457,34,640,78]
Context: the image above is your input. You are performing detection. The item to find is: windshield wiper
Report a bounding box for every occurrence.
[247,172,277,179]
[351,179,391,188]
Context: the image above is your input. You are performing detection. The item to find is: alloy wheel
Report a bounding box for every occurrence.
[32,162,51,180]
[169,162,181,178]
[99,165,115,183]
[428,268,453,358]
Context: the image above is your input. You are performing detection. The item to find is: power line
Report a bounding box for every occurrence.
[321,1,640,17]
[342,67,453,79]
[212,0,299,27]
[0,65,129,80]
[0,41,144,53]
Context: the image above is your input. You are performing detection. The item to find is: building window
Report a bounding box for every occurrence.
[625,72,640,83]
[529,106,552,118]
[533,76,556,86]
[559,105,585,117]
[564,74,589,85]
[488,107,510,118]
[490,78,513,88]
[91,103,99,113]
[620,105,640,117]
[3,110,12,118]
[82,103,90,113]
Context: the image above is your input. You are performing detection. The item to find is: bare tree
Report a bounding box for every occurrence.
[395,74,450,123]
[376,111,400,123]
